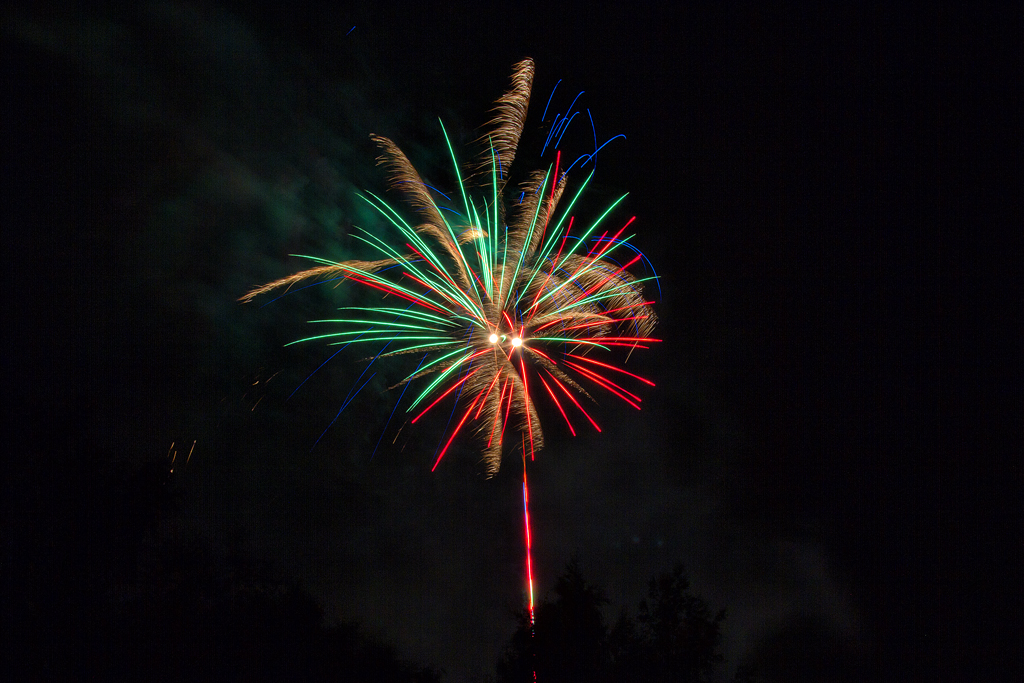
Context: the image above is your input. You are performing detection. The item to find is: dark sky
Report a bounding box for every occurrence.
[6,2,1014,681]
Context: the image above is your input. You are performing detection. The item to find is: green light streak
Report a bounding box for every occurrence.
[379,341,465,357]
[438,120,486,309]
[406,349,481,411]
[284,333,450,347]
[498,224,510,309]
[469,200,492,299]
[289,254,346,266]
[439,120,473,234]
[512,171,595,309]
[348,231,458,305]
[503,167,551,311]
[285,250,462,319]
[487,142,501,300]
[306,319,443,332]
[356,194,449,274]
[395,346,467,386]
[524,192,629,314]
[336,307,462,328]
[358,192,488,323]
[549,275,662,316]
[327,336,453,346]
[344,234,482,328]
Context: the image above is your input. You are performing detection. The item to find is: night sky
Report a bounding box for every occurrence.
[5,2,1012,681]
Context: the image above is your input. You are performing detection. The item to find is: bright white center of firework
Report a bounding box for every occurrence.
[511,337,522,347]
[489,333,499,344]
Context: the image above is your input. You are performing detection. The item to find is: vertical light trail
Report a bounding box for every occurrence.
[522,450,537,683]
[523,457,535,622]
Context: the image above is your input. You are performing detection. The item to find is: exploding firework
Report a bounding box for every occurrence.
[241,58,658,476]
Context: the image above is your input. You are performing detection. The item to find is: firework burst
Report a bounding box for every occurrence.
[241,59,658,476]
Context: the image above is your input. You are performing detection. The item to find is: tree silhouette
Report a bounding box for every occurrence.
[498,558,612,682]
[497,561,725,683]
[634,563,726,683]
[3,438,442,682]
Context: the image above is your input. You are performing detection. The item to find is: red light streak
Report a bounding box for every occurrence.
[589,217,635,262]
[544,369,602,432]
[502,310,517,333]
[410,355,487,423]
[531,314,650,335]
[404,272,480,319]
[342,272,448,315]
[431,392,483,471]
[522,452,535,624]
[550,151,560,205]
[499,374,515,446]
[564,361,642,409]
[569,253,643,305]
[527,215,574,313]
[567,354,656,386]
[567,336,661,343]
[487,378,511,449]
[475,370,504,420]
[597,300,655,316]
[537,373,576,436]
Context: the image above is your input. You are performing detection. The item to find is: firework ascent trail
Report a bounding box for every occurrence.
[242,59,659,671]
